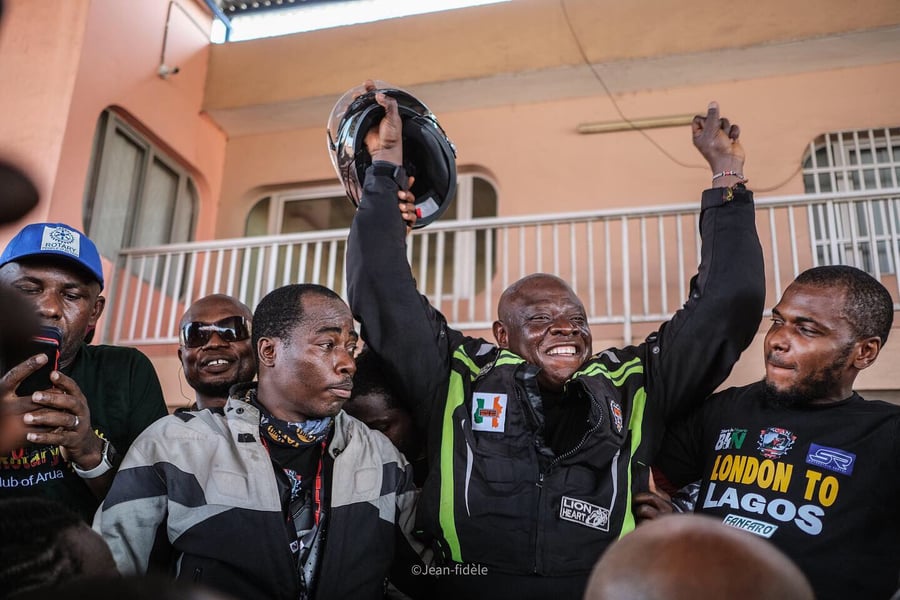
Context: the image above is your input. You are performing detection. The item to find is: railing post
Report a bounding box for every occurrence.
[104,252,124,345]
[621,216,632,346]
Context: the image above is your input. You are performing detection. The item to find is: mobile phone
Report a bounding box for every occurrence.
[15,326,62,396]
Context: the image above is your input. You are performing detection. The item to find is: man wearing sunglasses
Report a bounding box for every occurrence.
[178,294,256,411]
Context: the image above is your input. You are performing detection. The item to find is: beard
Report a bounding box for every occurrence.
[188,378,236,399]
[763,345,853,408]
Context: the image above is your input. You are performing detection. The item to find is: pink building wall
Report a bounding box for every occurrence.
[0,0,225,276]
[0,0,89,239]
[219,62,900,227]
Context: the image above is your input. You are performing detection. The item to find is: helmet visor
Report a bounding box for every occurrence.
[326,80,393,155]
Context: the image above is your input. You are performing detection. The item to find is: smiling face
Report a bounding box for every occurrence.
[0,259,104,369]
[178,294,256,409]
[493,274,592,392]
[257,293,358,422]
[763,282,865,406]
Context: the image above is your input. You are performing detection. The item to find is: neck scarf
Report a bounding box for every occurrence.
[249,390,333,448]
[245,388,329,598]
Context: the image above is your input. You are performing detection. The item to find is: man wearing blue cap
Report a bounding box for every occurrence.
[0,222,167,521]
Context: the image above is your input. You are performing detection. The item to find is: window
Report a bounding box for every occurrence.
[246,173,499,295]
[246,185,355,236]
[802,127,900,275]
[245,184,354,293]
[83,110,197,258]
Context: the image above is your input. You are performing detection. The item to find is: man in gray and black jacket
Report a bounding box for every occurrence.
[96,284,423,600]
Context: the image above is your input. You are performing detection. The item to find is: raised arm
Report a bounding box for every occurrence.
[649,102,765,419]
[346,87,456,418]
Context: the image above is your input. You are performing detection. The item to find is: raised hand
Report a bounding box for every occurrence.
[362,80,403,166]
[692,101,746,186]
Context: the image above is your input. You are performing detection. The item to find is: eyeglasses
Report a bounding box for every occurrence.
[180,316,251,348]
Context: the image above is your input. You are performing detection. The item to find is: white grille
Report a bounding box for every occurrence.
[803,127,900,275]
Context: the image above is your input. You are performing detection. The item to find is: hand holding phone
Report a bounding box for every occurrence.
[15,326,62,396]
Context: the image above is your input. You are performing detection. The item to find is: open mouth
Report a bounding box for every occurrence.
[201,357,234,372]
[546,345,579,357]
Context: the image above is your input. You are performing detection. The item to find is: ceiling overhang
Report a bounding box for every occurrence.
[206,25,900,138]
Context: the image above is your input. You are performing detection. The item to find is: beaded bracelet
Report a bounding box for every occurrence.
[712,170,746,182]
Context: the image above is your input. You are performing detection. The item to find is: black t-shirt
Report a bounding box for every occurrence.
[0,343,167,521]
[657,381,900,600]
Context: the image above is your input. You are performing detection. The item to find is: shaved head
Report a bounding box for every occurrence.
[585,515,813,600]
[497,274,576,322]
[493,273,592,392]
[180,294,252,329]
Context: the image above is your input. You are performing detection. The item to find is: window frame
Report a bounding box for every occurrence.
[83,110,198,258]
[245,171,500,299]
[802,127,900,276]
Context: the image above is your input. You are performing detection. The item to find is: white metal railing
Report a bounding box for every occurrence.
[103,188,900,347]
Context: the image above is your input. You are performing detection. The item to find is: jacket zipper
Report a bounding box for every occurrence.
[533,392,604,574]
[548,393,604,471]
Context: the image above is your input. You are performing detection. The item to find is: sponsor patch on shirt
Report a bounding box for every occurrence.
[722,513,778,538]
[609,399,623,433]
[757,426,796,459]
[559,496,610,531]
[471,393,507,432]
[806,443,856,476]
[715,428,747,450]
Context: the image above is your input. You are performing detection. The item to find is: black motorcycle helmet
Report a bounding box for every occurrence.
[327,81,457,229]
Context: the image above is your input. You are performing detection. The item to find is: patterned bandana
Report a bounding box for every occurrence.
[260,413,331,447]
[250,395,333,449]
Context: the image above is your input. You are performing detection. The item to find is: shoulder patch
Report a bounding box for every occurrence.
[609,399,623,433]
[471,393,507,432]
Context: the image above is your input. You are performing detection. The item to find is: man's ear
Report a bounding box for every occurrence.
[257,337,277,368]
[177,346,184,362]
[493,320,508,348]
[853,337,882,370]
[88,294,106,327]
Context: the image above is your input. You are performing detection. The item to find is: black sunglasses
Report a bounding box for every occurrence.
[180,316,251,348]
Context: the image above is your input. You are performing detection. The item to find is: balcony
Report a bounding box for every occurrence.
[102,188,900,348]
